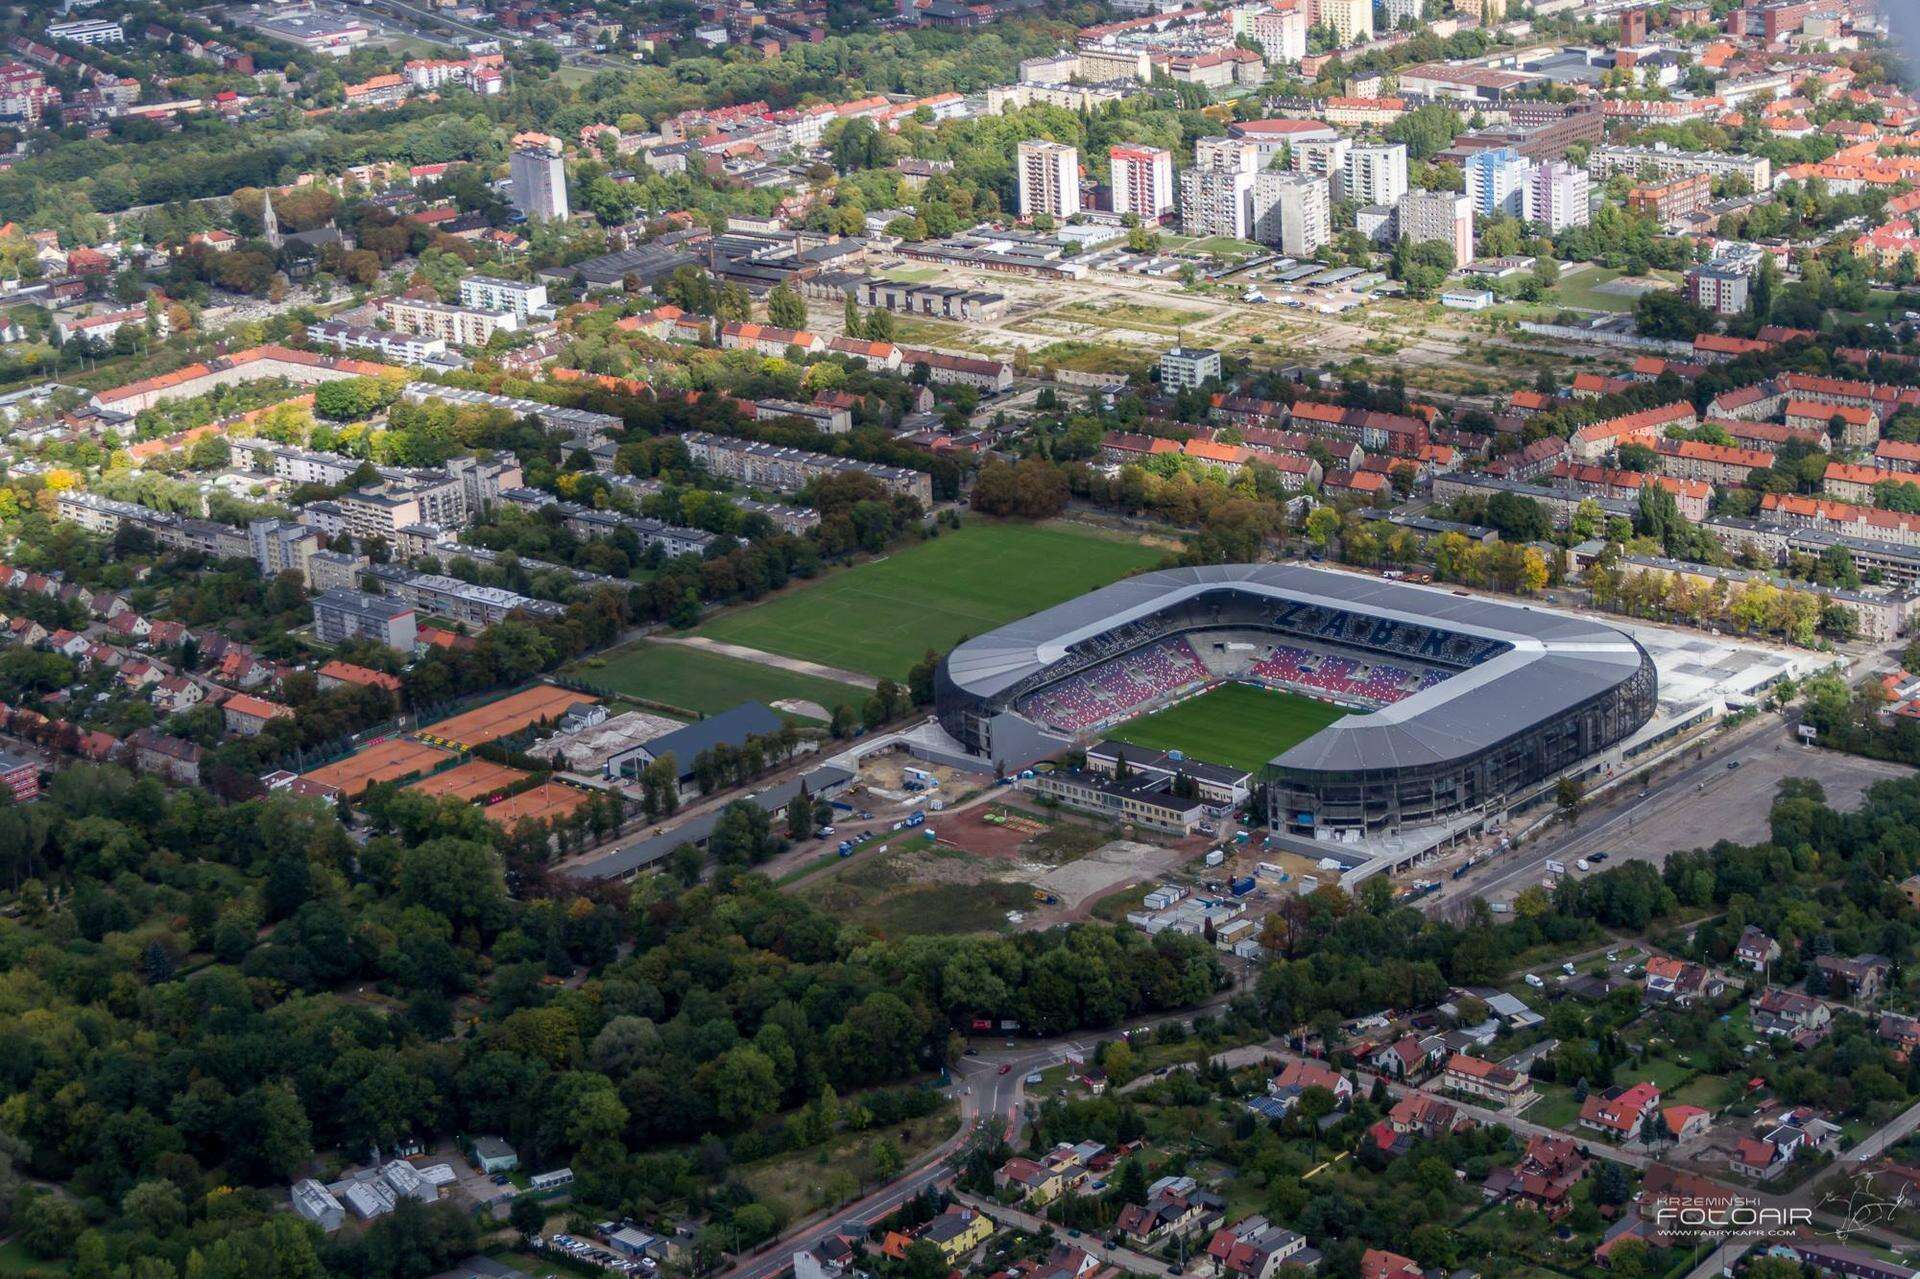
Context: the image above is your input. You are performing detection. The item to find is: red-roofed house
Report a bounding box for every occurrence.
[1579,1081,1661,1142]
[222,693,293,737]
[1360,1249,1422,1279]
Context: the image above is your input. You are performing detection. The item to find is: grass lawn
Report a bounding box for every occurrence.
[0,1241,68,1277]
[1186,236,1267,259]
[565,640,867,719]
[1107,683,1349,774]
[1669,1073,1738,1109]
[695,521,1164,680]
[740,1100,959,1220]
[1527,1084,1582,1131]
[1550,266,1683,312]
[1632,1056,1699,1092]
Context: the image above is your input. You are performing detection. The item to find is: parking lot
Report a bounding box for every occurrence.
[1608,745,1914,856]
[540,1233,658,1275]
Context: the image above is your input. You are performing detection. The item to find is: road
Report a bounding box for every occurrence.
[714,1004,1239,1279]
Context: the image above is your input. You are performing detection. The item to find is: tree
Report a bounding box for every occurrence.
[313,376,389,421]
[509,1193,547,1238]
[1556,775,1583,822]
[767,283,808,329]
[787,781,814,841]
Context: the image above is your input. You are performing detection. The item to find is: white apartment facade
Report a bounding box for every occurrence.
[1017,140,1082,219]
[1110,144,1175,221]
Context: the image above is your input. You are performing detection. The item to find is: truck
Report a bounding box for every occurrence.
[905,811,926,829]
[1545,859,1567,876]
[903,766,939,789]
[837,841,855,857]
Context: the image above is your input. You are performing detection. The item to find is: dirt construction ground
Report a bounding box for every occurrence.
[1031,840,1186,911]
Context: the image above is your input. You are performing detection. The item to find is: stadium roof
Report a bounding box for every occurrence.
[942,563,1650,775]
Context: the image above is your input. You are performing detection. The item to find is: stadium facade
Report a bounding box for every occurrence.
[935,564,1657,836]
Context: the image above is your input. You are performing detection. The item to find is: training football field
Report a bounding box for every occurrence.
[694,521,1164,680]
[1106,683,1349,775]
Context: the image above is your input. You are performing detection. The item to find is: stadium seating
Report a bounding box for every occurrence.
[1024,638,1210,732]
[1251,643,1441,706]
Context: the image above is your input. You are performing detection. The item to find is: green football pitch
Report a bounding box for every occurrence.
[565,641,869,720]
[693,521,1164,680]
[1106,683,1350,774]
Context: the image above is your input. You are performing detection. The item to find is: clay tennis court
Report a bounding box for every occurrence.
[406,759,528,802]
[420,685,598,750]
[483,781,593,827]
[301,738,452,798]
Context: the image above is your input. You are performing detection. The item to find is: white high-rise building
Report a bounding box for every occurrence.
[1249,5,1307,62]
[1110,144,1176,220]
[1194,135,1263,175]
[1292,137,1353,201]
[1253,171,1330,255]
[1463,147,1531,220]
[1526,160,1591,231]
[1018,140,1081,219]
[1181,165,1255,240]
[1318,0,1374,43]
[509,147,569,222]
[1346,142,1409,209]
[1380,0,1422,28]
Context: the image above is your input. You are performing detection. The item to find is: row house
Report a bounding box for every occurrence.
[1759,492,1920,549]
[719,321,824,357]
[1286,400,1428,455]
[1548,461,1711,522]
[1826,461,1891,505]
[1568,401,1698,460]
[1485,435,1566,481]
[1788,398,1880,448]
[1718,416,1828,453]
[904,350,1015,392]
[1651,437,1774,486]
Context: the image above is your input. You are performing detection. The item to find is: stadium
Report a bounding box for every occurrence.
[934,563,1658,838]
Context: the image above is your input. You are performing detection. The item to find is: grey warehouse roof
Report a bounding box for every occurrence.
[942,563,1650,775]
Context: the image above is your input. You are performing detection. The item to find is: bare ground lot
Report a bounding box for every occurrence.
[1031,839,1186,912]
[1606,747,1914,860]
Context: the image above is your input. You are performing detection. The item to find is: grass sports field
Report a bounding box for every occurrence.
[566,641,869,720]
[1107,683,1349,775]
[694,522,1164,680]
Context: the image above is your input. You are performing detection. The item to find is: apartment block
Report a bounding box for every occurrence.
[1017,140,1081,219]
[313,589,419,651]
[682,432,932,505]
[456,276,550,319]
[379,297,520,347]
